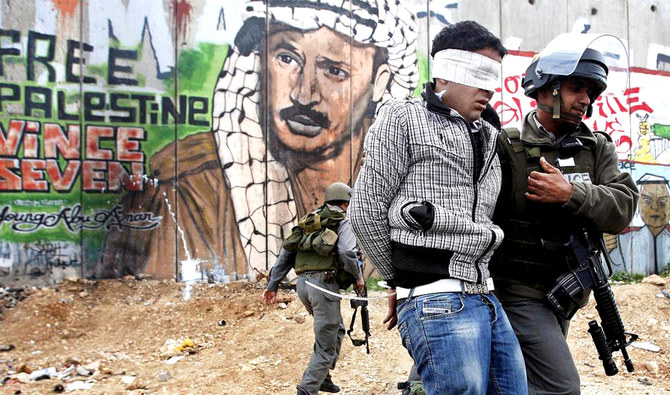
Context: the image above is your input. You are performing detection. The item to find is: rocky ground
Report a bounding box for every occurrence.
[0,274,669,395]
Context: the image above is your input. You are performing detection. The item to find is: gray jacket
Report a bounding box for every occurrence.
[350,97,503,284]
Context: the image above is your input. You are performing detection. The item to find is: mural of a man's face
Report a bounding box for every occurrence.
[265,25,389,157]
[639,182,670,234]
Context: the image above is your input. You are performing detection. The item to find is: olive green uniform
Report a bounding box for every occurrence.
[491,111,638,394]
[266,204,362,395]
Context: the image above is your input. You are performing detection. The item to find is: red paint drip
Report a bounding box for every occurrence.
[51,0,79,19]
[172,0,194,41]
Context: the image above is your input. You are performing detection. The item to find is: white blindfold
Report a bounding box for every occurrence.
[432,49,501,91]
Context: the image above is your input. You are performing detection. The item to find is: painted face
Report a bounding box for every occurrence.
[265,26,379,155]
[639,183,670,231]
[439,47,502,124]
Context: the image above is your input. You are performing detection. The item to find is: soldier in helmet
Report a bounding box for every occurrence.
[490,36,638,394]
[263,182,365,395]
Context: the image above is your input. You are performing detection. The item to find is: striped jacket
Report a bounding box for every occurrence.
[349,94,503,285]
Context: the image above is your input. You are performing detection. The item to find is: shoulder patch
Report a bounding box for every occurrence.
[499,127,524,154]
[503,127,521,140]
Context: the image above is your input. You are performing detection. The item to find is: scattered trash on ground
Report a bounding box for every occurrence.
[65,380,95,392]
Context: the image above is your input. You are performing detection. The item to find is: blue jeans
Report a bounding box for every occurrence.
[397,292,528,395]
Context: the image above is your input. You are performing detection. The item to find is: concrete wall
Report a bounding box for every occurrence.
[0,0,669,285]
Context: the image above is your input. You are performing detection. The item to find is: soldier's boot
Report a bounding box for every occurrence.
[319,374,341,393]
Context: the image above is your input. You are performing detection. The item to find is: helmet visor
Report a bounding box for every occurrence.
[536,33,627,77]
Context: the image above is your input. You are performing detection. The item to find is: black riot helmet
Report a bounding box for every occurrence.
[523,48,608,102]
[521,48,608,123]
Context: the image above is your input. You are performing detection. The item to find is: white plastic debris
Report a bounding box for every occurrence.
[57,365,75,380]
[76,365,92,376]
[65,380,95,392]
[29,366,57,380]
[121,375,136,384]
[165,355,185,365]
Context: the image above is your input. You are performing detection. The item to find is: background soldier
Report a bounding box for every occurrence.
[263,182,365,395]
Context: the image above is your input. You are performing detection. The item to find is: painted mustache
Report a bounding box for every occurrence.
[279,104,331,137]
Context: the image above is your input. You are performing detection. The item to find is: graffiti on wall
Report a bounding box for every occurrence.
[493,55,669,163]
[2,0,670,286]
[0,0,212,284]
[0,24,210,197]
[610,170,670,275]
[0,239,79,280]
[98,0,420,282]
[0,203,160,233]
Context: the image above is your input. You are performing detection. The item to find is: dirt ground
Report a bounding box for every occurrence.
[1,274,669,395]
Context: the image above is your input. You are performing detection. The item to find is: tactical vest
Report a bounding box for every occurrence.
[491,126,605,290]
[283,205,345,274]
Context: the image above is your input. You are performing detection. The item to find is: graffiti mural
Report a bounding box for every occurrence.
[610,171,670,275]
[99,0,420,282]
[0,0,211,284]
[0,238,79,282]
[1,0,670,285]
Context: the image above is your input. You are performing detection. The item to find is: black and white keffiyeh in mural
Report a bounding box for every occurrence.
[212,0,418,270]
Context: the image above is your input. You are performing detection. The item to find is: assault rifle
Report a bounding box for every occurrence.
[348,284,370,354]
[546,230,637,375]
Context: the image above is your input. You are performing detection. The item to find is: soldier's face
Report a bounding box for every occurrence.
[639,183,670,229]
[266,26,378,155]
[537,77,596,126]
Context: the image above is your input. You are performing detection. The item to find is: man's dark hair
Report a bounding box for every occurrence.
[430,20,507,58]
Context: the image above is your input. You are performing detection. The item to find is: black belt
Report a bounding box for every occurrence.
[301,270,336,283]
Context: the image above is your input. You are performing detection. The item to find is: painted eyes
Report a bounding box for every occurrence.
[278,53,301,67]
[275,52,350,80]
[642,196,668,207]
[326,66,349,78]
